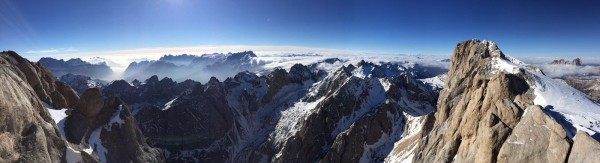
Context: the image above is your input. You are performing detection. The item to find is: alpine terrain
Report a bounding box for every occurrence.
[1,39,600,163]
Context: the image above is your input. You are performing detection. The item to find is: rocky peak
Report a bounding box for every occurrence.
[204,77,224,96]
[145,75,160,85]
[411,39,600,163]
[225,51,257,63]
[413,40,536,162]
[289,63,315,83]
[131,79,142,87]
[550,58,582,66]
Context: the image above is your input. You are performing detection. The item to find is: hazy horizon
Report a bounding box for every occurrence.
[2,0,600,60]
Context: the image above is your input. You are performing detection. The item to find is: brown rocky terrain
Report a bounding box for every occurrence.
[407,40,600,163]
[0,51,163,163]
[564,78,600,102]
[0,51,68,162]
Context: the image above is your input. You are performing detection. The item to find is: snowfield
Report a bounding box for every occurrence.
[487,40,600,138]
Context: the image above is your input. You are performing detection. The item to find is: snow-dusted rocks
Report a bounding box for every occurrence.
[410,39,600,163]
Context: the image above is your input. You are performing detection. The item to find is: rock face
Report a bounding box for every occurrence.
[78,88,104,118]
[569,131,600,163]
[64,91,164,163]
[410,40,600,163]
[549,58,582,66]
[497,105,571,163]
[0,52,80,110]
[0,51,66,162]
[1,51,163,163]
[412,40,535,163]
[564,78,600,102]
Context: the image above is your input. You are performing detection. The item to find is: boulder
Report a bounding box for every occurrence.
[568,131,600,163]
[54,80,80,108]
[497,105,571,163]
[78,88,104,118]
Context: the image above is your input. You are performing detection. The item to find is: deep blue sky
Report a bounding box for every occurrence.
[1,0,599,57]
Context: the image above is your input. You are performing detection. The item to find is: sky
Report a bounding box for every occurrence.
[1,0,600,59]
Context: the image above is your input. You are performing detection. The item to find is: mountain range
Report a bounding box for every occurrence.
[1,39,600,162]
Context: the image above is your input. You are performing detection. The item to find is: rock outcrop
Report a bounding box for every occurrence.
[65,91,164,162]
[549,58,581,66]
[412,40,535,163]
[568,131,600,163]
[1,51,163,163]
[411,40,600,163]
[0,51,66,162]
[564,78,600,102]
[497,105,571,162]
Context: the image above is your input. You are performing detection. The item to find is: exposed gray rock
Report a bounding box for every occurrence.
[564,78,600,103]
[568,131,600,163]
[78,88,104,118]
[0,51,66,162]
[549,58,581,66]
[412,40,535,163]
[497,105,571,163]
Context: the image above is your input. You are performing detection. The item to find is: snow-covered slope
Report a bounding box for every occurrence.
[487,40,600,138]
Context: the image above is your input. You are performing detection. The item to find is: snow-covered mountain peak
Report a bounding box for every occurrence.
[351,60,407,79]
[484,39,600,138]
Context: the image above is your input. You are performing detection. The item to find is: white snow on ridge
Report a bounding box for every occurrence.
[418,74,447,89]
[331,78,387,138]
[86,127,108,163]
[162,97,178,111]
[383,114,426,163]
[272,97,325,145]
[44,103,85,163]
[105,105,126,131]
[44,102,68,139]
[489,43,600,138]
[529,71,600,137]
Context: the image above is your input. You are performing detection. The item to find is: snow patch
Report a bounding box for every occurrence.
[43,102,68,139]
[272,97,325,144]
[86,127,108,163]
[162,97,178,111]
[331,78,386,138]
[418,74,447,89]
[66,146,83,163]
[105,105,126,131]
[383,114,425,163]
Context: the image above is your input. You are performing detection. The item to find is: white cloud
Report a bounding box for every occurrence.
[26,48,77,54]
